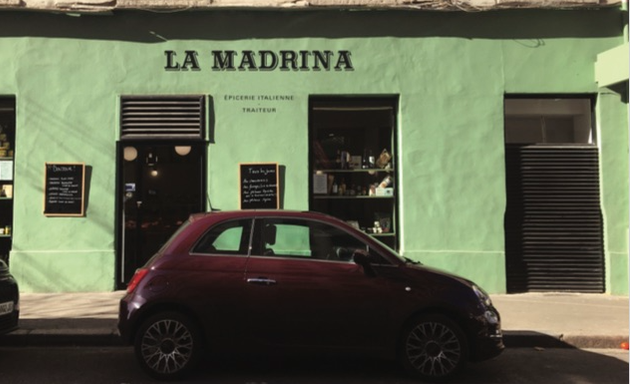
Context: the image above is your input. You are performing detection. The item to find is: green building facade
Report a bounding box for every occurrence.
[0,7,627,294]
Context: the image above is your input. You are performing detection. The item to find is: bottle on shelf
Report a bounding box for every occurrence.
[339,178,346,196]
[379,175,393,188]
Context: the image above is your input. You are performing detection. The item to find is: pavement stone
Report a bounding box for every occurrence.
[0,291,628,349]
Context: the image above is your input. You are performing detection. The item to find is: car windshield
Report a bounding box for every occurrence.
[369,235,411,264]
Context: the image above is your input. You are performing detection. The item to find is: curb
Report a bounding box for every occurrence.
[0,330,123,347]
[503,331,628,349]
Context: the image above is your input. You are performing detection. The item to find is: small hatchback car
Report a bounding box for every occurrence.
[0,259,19,335]
[119,210,503,381]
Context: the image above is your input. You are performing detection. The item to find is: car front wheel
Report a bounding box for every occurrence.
[134,311,202,380]
[399,314,468,382]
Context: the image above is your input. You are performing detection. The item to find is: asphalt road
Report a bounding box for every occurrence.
[0,346,627,384]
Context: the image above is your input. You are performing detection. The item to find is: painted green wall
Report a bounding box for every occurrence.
[0,9,626,293]
[598,92,630,295]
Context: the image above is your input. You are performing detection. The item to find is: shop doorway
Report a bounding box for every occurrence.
[504,97,604,293]
[118,143,206,285]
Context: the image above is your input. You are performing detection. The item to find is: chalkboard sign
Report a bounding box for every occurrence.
[44,163,86,216]
[239,163,279,209]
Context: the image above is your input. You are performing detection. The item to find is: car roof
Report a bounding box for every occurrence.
[189,210,339,223]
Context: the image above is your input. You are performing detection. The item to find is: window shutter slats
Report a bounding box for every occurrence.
[505,145,604,293]
[121,96,205,140]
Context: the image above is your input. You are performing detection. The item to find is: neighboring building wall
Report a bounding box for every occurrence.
[0,8,626,293]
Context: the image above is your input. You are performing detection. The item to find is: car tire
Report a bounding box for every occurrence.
[399,314,468,382]
[134,311,202,381]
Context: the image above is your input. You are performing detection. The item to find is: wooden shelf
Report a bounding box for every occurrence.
[313,195,394,200]
[369,232,395,237]
[314,168,394,173]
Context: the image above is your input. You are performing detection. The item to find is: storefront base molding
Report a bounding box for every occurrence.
[404,250,507,294]
[9,250,115,293]
[607,251,629,296]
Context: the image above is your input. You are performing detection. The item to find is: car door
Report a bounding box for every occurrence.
[244,217,395,350]
[182,218,252,349]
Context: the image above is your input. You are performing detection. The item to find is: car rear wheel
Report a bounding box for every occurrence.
[399,314,468,382]
[134,311,202,380]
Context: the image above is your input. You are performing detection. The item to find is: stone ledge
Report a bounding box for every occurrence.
[0,0,621,13]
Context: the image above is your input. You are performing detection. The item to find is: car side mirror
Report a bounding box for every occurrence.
[353,250,376,277]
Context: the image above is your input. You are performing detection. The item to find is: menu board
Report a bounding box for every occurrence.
[44,163,86,216]
[239,163,279,209]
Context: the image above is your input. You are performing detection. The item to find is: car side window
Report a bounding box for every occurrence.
[310,221,367,262]
[259,220,312,258]
[254,218,372,262]
[192,219,252,256]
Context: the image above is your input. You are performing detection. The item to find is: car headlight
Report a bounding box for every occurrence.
[472,285,500,325]
[472,284,492,308]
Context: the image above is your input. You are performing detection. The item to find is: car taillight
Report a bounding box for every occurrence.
[127,268,149,294]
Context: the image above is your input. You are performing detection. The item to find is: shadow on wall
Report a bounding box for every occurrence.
[0,9,622,41]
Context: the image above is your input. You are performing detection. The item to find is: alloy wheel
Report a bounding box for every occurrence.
[402,315,467,381]
[135,312,200,380]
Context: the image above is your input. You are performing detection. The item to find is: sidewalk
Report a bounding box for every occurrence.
[492,293,629,348]
[1,291,628,349]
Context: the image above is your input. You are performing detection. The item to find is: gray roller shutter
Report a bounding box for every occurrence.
[121,95,205,140]
[505,145,604,293]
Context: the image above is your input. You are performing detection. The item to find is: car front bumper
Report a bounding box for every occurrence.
[469,306,504,362]
[0,278,19,335]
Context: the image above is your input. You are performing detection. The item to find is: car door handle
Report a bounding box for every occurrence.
[247,277,277,286]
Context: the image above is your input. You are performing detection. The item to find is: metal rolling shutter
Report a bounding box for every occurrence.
[121,96,205,140]
[505,145,604,293]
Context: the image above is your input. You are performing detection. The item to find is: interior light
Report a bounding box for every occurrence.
[123,147,138,162]
[175,146,192,156]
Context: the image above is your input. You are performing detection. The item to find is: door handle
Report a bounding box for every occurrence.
[247,277,277,286]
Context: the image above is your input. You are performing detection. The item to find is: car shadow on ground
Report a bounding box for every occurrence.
[186,346,629,384]
[0,344,626,384]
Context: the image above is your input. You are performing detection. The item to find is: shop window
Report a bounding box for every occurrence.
[0,98,14,264]
[504,98,594,144]
[309,97,398,250]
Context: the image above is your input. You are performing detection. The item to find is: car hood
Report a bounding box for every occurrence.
[402,261,475,290]
[0,259,9,275]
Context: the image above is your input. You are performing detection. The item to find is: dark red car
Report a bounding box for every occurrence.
[0,259,19,335]
[118,210,503,381]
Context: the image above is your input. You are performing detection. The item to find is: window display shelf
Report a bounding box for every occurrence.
[315,168,394,173]
[314,195,394,200]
